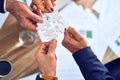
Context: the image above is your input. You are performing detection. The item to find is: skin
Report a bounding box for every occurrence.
[5,0,56,32]
[35,27,88,77]
[62,27,88,53]
[5,0,57,77]
[35,39,57,76]
[32,0,56,13]
[6,0,43,32]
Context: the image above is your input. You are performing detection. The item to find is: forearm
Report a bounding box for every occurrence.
[73,47,114,80]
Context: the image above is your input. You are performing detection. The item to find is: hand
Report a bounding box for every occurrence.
[62,27,88,53]
[35,39,57,76]
[31,0,56,13]
[6,0,43,32]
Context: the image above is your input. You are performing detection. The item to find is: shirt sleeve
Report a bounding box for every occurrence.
[0,0,5,13]
[73,47,114,80]
[4,0,6,12]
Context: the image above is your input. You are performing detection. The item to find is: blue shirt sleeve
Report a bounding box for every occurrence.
[0,0,5,13]
[73,47,114,80]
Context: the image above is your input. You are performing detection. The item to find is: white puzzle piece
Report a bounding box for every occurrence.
[37,11,69,42]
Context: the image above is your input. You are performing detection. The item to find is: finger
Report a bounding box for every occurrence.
[63,28,71,40]
[67,27,84,42]
[48,39,57,54]
[32,0,52,13]
[31,3,42,16]
[28,9,43,23]
[35,42,49,57]
[42,8,53,13]
[63,28,75,41]
[53,2,56,7]
[44,0,54,12]
[31,3,38,14]
[62,29,77,46]
[20,18,37,32]
[40,42,49,50]
[51,0,56,7]
[32,0,43,10]
[31,3,37,11]
[38,42,49,53]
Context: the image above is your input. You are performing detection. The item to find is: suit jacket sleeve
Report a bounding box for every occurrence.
[73,47,114,80]
[0,0,5,13]
[36,74,44,80]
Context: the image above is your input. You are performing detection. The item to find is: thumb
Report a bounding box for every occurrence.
[28,11,43,23]
[68,27,84,42]
[48,39,57,54]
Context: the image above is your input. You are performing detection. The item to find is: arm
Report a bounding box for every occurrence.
[1,0,56,31]
[35,39,58,80]
[73,47,114,80]
[5,0,43,32]
[62,27,114,80]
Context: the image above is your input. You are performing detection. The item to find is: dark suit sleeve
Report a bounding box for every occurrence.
[36,74,44,80]
[0,0,5,13]
[73,47,114,80]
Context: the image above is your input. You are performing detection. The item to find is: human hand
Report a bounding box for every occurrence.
[35,39,57,76]
[31,0,56,13]
[62,27,88,53]
[6,0,43,32]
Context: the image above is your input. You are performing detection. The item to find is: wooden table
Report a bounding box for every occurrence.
[0,14,41,80]
[0,0,118,80]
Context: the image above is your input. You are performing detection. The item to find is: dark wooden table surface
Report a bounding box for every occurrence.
[0,14,41,80]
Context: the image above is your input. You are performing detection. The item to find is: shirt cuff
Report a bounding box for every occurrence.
[4,0,7,12]
[16,0,25,3]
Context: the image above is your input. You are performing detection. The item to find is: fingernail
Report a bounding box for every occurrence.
[51,8,54,11]
[64,28,67,32]
[51,38,57,43]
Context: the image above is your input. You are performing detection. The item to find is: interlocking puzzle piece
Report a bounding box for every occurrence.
[37,11,69,42]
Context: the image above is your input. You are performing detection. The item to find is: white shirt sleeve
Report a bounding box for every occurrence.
[4,0,7,12]
[16,0,25,3]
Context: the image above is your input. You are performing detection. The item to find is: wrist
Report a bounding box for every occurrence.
[42,75,58,80]
[38,73,58,80]
[6,0,15,12]
[41,71,56,77]
[40,68,56,77]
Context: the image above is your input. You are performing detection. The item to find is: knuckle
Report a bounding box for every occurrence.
[69,26,73,30]
[62,40,70,48]
[35,52,39,58]
[62,40,67,46]
[48,54,56,59]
